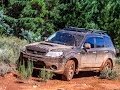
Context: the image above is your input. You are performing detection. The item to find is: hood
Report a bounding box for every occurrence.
[25,41,73,53]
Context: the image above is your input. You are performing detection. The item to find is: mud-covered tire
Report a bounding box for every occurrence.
[102,60,113,71]
[62,60,75,81]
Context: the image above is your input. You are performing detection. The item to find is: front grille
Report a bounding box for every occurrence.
[33,61,45,68]
[21,58,45,69]
[27,49,46,56]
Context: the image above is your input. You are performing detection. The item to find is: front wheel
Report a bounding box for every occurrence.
[62,60,75,81]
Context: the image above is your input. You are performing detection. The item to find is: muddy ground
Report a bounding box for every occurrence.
[0,71,120,90]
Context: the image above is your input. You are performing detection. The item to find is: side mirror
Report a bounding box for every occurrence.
[84,43,91,49]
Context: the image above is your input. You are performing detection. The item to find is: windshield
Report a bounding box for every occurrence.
[46,31,75,46]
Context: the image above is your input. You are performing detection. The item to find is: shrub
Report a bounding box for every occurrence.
[20,30,42,43]
[0,62,12,77]
[0,36,28,64]
[38,67,54,82]
[0,36,27,76]
[115,57,120,65]
[99,68,118,80]
[17,60,33,80]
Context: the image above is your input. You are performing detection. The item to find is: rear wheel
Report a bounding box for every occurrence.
[102,60,113,71]
[99,60,113,79]
[62,60,75,81]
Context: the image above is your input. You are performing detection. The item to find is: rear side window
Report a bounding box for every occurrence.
[104,36,113,47]
[85,37,94,48]
[95,37,104,48]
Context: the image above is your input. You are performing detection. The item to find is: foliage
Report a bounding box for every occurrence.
[0,0,120,46]
[99,68,118,80]
[38,67,54,82]
[0,10,13,35]
[17,60,33,80]
[0,36,28,64]
[0,0,55,42]
[0,62,11,76]
[115,57,120,65]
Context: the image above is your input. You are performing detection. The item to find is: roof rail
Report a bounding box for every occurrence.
[64,27,107,34]
[64,26,90,32]
[90,29,107,34]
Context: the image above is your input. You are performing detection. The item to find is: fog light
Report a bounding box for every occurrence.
[50,65,57,70]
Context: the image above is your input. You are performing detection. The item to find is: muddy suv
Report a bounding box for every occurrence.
[18,27,116,81]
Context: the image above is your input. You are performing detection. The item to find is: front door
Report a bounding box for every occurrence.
[80,37,97,68]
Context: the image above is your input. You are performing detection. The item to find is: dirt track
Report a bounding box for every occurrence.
[0,72,120,90]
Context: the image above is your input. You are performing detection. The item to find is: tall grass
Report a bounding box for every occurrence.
[38,67,54,82]
[17,60,33,79]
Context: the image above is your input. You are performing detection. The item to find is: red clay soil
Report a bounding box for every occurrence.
[0,72,120,90]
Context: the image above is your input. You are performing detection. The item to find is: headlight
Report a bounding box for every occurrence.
[46,51,63,57]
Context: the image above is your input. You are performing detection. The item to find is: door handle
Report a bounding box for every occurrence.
[92,51,96,54]
[104,51,109,53]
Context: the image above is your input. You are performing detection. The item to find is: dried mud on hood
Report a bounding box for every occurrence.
[25,41,73,52]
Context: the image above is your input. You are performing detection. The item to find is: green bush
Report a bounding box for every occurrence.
[39,67,54,82]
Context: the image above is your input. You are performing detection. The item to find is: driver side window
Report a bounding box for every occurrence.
[85,37,95,48]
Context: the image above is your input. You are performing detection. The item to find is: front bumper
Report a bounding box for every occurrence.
[19,51,65,74]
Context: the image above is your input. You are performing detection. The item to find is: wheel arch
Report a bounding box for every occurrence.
[67,57,79,70]
[107,58,114,68]
[102,58,114,70]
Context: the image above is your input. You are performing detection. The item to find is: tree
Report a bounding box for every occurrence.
[0,0,120,47]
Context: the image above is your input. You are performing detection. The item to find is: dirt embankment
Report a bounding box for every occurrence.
[0,71,120,90]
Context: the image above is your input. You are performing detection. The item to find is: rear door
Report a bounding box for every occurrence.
[95,36,114,67]
[95,37,106,67]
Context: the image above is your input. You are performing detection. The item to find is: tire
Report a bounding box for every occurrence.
[102,60,113,71]
[62,60,75,81]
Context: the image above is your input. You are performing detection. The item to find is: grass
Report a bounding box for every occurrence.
[17,60,54,81]
[17,60,33,80]
[99,68,118,80]
[38,67,54,82]
[99,57,120,80]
